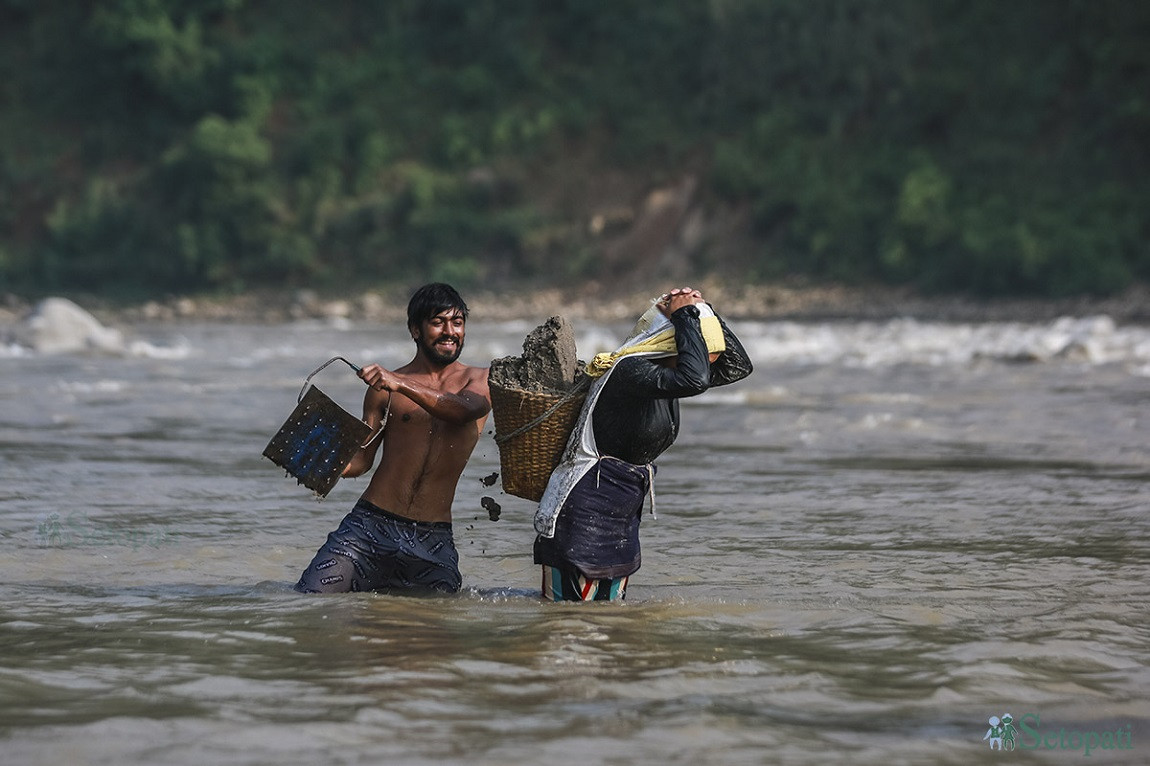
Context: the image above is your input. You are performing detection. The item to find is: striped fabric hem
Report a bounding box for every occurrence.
[541,565,628,602]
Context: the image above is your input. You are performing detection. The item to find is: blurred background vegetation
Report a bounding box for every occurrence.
[1,0,1147,300]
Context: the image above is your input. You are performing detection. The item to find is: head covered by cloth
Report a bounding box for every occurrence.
[585,299,726,378]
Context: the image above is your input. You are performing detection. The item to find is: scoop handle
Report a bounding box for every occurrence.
[298,356,361,403]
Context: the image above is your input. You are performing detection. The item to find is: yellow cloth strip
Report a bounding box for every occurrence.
[586,316,726,377]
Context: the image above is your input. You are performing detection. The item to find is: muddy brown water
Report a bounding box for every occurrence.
[1,316,1148,764]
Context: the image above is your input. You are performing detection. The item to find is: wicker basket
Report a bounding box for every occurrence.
[489,381,587,502]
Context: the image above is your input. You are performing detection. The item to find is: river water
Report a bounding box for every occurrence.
[1,312,1148,765]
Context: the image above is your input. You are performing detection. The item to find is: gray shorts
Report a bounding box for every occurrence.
[295,498,461,594]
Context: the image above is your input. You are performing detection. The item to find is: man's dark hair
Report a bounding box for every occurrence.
[407,283,469,329]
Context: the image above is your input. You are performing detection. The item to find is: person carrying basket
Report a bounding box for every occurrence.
[533,286,753,601]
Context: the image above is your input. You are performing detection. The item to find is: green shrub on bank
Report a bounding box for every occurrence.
[1,0,1147,297]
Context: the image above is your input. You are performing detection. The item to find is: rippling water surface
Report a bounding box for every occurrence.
[1,315,1148,765]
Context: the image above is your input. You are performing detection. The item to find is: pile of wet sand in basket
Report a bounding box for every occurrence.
[489,315,584,393]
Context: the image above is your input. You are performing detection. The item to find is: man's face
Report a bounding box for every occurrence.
[413,308,466,365]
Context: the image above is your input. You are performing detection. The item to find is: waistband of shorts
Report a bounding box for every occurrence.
[354,497,453,530]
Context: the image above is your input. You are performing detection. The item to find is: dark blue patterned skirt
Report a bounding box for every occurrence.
[533,457,653,579]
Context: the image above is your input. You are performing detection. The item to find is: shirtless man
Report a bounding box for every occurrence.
[294,283,490,594]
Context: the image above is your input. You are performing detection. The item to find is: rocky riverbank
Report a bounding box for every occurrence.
[3,280,1149,334]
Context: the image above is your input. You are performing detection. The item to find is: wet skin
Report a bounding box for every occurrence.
[342,308,490,524]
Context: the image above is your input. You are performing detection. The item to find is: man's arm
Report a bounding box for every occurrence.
[358,364,491,425]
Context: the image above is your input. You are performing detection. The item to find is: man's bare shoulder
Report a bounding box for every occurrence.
[454,362,490,392]
[463,362,489,381]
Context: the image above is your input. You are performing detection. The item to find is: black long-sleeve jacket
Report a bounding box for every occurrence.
[591,305,753,465]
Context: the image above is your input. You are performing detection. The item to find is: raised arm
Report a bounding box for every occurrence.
[610,305,713,399]
[358,364,491,425]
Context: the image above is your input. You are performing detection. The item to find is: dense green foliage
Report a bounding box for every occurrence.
[2,0,1147,297]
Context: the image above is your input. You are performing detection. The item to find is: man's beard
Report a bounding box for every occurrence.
[418,333,463,365]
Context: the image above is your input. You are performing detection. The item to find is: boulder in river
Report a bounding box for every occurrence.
[12,297,126,355]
